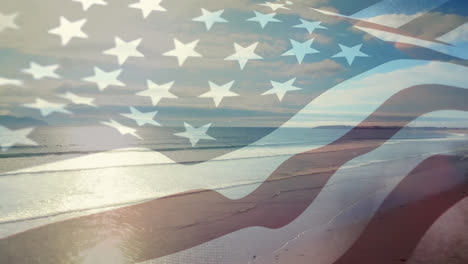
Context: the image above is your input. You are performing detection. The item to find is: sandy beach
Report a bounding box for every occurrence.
[1,130,467,264]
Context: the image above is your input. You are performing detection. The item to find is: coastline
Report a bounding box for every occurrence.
[1,138,468,263]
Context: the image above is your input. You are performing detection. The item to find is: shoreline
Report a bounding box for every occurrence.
[1,139,468,230]
[1,151,468,263]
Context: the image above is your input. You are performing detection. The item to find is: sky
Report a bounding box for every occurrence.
[0,0,467,128]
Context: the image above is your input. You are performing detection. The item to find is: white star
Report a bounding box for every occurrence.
[83,67,125,91]
[101,119,141,139]
[59,92,96,107]
[48,16,88,45]
[174,122,215,147]
[0,77,22,86]
[129,0,166,18]
[282,38,319,64]
[332,44,369,65]
[72,0,107,11]
[137,80,177,105]
[0,126,37,151]
[293,19,326,34]
[192,8,227,30]
[22,62,60,80]
[121,107,160,126]
[23,98,71,116]
[224,42,263,70]
[259,1,290,11]
[199,81,239,107]
[163,39,202,66]
[247,11,281,28]
[103,37,144,65]
[0,12,19,33]
[262,77,302,101]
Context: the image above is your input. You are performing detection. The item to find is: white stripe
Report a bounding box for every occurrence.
[311,5,468,59]
[355,26,467,59]
[311,0,449,28]
[351,0,449,27]
[436,22,468,44]
[310,8,348,18]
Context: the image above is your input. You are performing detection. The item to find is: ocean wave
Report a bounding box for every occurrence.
[0,141,320,159]
[0,151,429,225]
[3,136,464,178]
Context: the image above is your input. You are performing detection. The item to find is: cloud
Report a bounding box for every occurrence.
[0,77,22,87]
[313,60,468,108]
[258,58,344,78]
[359,13,423,28]
[0,109,13,115]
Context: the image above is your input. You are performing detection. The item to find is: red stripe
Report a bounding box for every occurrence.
[398,0,468,41]
[333,155,468,264]
[312,10,449,44]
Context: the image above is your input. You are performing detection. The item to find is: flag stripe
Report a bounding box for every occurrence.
[355,27,468,59]
[398,0,468,41]
[310,8,450,45]
[332,155,468,264]
[1,84,468,263]
[351,0,449,27]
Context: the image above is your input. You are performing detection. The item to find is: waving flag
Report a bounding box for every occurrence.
[0,0,467,263]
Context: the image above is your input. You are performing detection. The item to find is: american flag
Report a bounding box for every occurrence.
[0,0,467,263]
